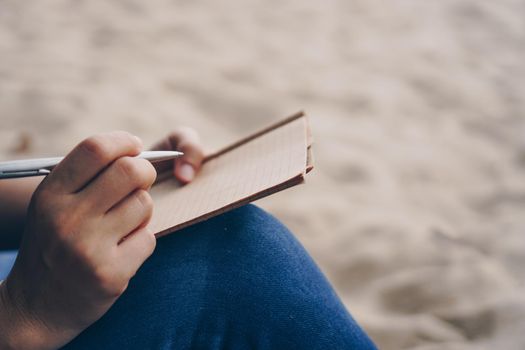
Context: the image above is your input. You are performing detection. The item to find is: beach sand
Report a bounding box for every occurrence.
[1,1,525,348]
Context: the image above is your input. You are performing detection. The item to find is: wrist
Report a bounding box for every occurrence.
[0,279,55,350]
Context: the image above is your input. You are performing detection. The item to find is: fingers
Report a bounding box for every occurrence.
[116,226,156,277]
[103,189,154,242]
[79,156,157,214]
[149,127,205,183]
[46,131,143,194]
[167,128,205,183]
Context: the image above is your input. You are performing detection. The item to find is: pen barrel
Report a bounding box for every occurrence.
[0,151,183,179]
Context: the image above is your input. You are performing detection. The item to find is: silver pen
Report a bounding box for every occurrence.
[0,151,183,179]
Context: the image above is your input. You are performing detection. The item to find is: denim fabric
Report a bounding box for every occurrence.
[1,205,376,349]
[0,250,17,281]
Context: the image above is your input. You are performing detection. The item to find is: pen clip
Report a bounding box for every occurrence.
[0,168,51,179]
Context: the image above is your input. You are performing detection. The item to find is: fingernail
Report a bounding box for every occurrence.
[133,135,143,146]
[178,163,195,182]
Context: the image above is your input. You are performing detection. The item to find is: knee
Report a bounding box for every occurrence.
[160,204,328,313]
[178,204,313,286]
[150,204,300,270]
[191,204,302,264]
[194,204,292,247]
[126,204,303,301]
[138,203,318,311]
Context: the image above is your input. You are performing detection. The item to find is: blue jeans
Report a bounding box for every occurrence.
[1,205,376,349]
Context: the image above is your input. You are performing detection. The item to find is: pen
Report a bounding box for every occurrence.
[0,151,184,179]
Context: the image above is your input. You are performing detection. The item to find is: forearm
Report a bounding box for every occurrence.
[0,177,42,250]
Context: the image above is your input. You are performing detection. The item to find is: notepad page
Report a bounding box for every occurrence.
[148,116,308,236]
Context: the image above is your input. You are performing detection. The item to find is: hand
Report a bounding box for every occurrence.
[0,131,157,349]
[149,127,205,184]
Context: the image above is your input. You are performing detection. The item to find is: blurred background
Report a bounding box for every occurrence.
[1,0,525,348]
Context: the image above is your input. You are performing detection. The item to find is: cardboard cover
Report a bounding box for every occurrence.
[149,111,313,238]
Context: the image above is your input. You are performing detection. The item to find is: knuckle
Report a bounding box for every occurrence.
[116,157,141,181]
[93,266,127,297]
[177,140,204,162]
[183,140,204,154]
[145,160,157,185]
[112,130,134,139]
[110,130,143,151]
[111,282,128,298]
[79,136,111,163]
[117,158,155,187]
[135,190,153,213]
[142,229,157,255]
[168,127,201,150]
[114,130,138,141]
[192,145,205,160]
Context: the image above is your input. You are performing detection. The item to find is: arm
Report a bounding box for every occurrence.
[0,177,42,250]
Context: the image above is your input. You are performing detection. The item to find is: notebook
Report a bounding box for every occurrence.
[149,111,313,238]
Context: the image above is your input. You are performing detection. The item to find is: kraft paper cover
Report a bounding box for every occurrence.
[149,111,312,238]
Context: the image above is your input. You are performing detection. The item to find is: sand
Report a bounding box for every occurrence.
[1,1,525,348]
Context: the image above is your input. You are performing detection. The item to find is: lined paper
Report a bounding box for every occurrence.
[149,114,309,237]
